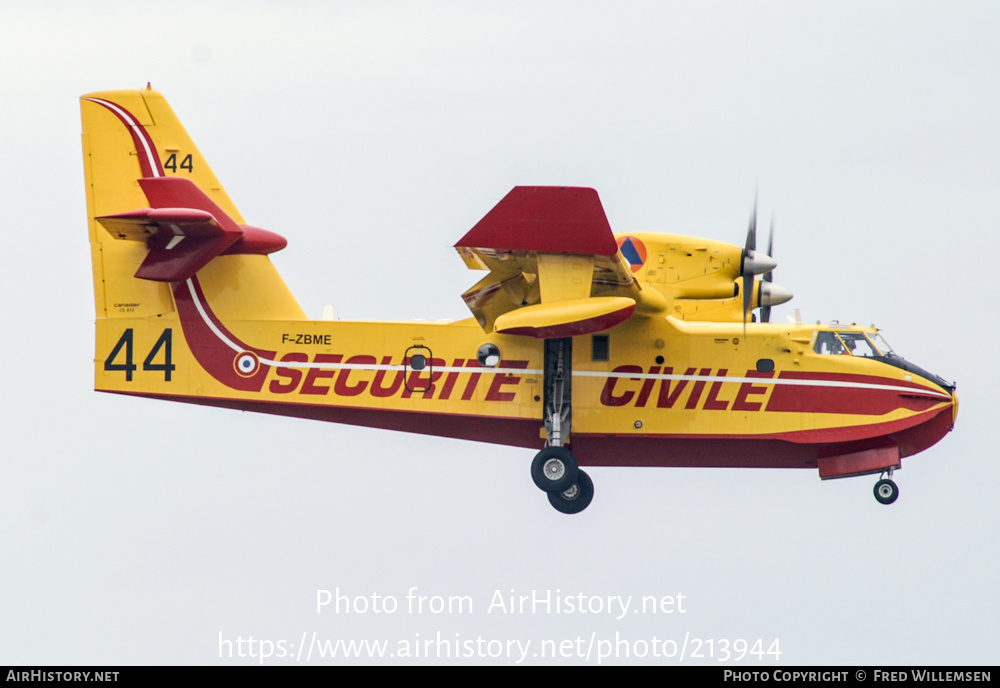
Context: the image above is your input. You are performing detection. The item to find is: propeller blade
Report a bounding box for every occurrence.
[742,198,791,330]
[765,216,774,280]
[745,195,757,253]
[742,274,752,329]
[741,196,758,332]
[761,216,775,322]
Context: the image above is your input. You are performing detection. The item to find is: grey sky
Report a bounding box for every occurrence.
[1,1,996,665]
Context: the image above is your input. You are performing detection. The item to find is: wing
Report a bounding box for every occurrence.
[455,186,794,333]
[455,187,665,338]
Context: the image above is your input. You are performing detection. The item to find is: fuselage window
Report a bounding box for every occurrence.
[592,334,610,362]
[477,343,501,367]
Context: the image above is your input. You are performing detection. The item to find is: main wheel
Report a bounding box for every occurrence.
[548,469,594,514]
[530,446,579,493]
[874,478,899,505]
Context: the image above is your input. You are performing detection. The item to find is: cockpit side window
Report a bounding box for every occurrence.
[813,331,846,355]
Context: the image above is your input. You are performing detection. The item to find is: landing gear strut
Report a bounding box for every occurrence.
[874,469,899,505]
[531,337,594,514]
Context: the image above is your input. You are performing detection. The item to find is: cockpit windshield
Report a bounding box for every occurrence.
[811,329,950,391]
[838,332,879,357]
[868,332,894,356]
[813,330,893,357]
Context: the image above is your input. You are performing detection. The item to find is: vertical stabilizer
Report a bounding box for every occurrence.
[80,87,305,321]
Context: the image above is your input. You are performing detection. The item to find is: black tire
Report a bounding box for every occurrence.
[530,446,579,493]
[548,469,595,515]
[874,478,899,505]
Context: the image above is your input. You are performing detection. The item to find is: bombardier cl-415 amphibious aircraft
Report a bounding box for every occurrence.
[80,87,957,514]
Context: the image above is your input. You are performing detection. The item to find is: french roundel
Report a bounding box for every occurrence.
[234,351,260,377]
[616,236,647,273]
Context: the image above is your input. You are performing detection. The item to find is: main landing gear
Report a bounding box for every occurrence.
[531,446,578,493]
[874,469,899,505]
[532,338,594,514]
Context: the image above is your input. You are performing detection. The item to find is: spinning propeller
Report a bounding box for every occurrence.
[740,199,792,329]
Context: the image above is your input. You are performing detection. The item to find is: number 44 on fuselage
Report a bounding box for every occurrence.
[81,88,957,514]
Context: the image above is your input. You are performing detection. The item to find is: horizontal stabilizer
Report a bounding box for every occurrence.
[456,186,619,256]
[96,207,221,242]
[95,177,286,282]
[493,296,636,339]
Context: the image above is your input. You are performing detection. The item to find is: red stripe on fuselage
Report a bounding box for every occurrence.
[573,403,952,458]
[171,278,275,392]
[101,388,953,466]
[105,390,544,449]
[765,371,946,415]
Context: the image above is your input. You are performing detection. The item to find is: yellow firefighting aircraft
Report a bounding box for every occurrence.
[80,87,957,514]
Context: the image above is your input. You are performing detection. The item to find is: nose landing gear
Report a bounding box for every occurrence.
[874,469,899,505]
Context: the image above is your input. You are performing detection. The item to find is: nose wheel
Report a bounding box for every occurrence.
[874,471,899,505]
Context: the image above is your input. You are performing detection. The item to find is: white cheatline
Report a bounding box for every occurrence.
[83,98,161,178]
[573,370,950,399]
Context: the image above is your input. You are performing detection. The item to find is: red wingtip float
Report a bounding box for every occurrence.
[81,88,956,514]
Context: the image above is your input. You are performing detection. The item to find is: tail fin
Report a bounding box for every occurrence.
[80,87,305,321]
